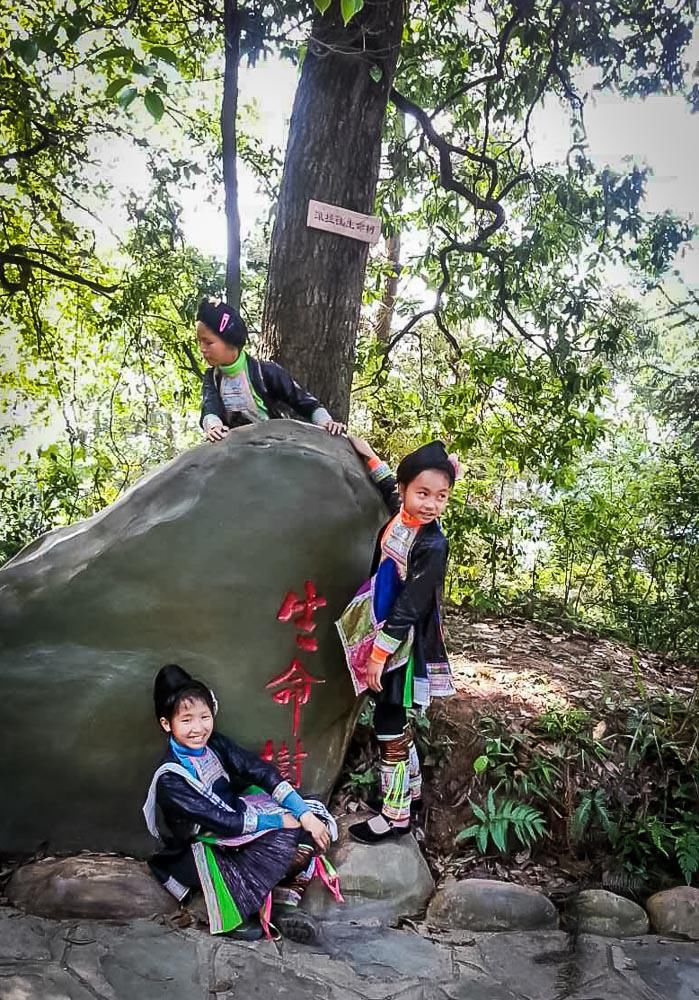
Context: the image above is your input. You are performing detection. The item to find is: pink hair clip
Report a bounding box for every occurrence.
[448,453,464,481]
[219,312,230,333]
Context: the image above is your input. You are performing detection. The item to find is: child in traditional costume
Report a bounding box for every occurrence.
[196,299,345,440]
[336,438,457,844]
[143,664,340,941]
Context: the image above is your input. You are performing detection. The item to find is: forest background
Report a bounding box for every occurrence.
[1,0,698,661]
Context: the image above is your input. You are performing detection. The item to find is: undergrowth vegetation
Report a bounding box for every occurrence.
[337,659,699,894]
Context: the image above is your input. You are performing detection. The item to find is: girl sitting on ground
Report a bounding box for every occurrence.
[196,299,344,440]
[336,437,458,844]
[143,664,339,942]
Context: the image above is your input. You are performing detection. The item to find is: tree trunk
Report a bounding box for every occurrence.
[376,109,405,343]
[260,0,405,422]
[375,231,401,343]
[222,0,241,310]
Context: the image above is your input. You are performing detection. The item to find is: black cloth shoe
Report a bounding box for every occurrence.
[271,904,319,945]
[349,817,412,845]
[225,918,264,941]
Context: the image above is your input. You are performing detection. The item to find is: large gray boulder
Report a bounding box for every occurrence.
[0,422,383,855]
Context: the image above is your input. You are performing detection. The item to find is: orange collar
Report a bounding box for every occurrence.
[400,508,423,528]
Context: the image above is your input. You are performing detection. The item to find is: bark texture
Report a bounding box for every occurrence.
[376,231,401,343]
[222,0,241,309]
[260,0,405,422]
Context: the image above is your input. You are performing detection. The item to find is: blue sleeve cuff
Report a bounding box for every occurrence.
[280,788,309,819]
[253,811,284,832]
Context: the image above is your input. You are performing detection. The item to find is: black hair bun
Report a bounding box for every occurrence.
[154,663,193,719]
[396,440,456,487]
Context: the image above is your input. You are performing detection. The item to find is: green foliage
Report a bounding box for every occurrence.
[674,823,699,886]
[571,789,612,843]
[347,766,378,795]
[605,697,699,885]
[455,789,548,854]
[536,708,591,739]
[451,695,699,885]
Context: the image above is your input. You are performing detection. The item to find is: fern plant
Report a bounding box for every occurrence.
[571,788,613,842]
[673,820,699,885]
[455,789,548,855]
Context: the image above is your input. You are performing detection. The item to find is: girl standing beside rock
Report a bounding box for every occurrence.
[336,437,458,844]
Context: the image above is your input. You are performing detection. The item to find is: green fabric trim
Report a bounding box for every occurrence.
[218,350,247,376]
[403,652,415,709]
[218,351,268,415]
[384,761,408,808]
[203,843,243,932]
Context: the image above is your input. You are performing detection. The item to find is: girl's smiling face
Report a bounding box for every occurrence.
[196,321,240,368]
[400,469,451,524]
[160,696,214,750]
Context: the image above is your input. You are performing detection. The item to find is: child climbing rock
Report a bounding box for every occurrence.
[196,299,345,440]
[143,664,341,941]
[336,437,458,844]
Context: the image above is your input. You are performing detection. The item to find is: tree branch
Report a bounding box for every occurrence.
[431,0,526,117]
[0,124,55,165]
[0,249,118,295]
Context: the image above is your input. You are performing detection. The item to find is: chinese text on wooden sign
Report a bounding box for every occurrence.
[307,199,381,245]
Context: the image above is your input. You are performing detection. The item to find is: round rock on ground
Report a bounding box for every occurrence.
[427,878,558,932]
[302,813,435,924]
[565,889,649,937]
[6,855,178,920]
[646,886,699,940]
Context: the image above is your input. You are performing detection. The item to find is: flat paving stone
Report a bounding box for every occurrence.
[0,965,99,1000]
[2,905,699,1000]
[0,908,56,961]
[73,920,208,1000]
[320,923,454,980]
[473,930,610,1000]
[623,937,699,1000]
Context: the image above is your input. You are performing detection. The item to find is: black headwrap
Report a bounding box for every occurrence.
[196,299,248,349]
[153,663,217,721]
[396,440,456,487]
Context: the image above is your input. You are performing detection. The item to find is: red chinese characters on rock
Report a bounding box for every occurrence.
[262,580,327,787]
[266,658,324,737]
[260,738,309,788]
[276,580,327,650]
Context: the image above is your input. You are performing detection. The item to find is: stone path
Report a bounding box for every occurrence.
[2,907,699,1000]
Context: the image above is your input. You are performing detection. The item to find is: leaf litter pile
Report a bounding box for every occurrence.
[333,609,699,896]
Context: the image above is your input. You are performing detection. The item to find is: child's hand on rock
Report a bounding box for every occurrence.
[205,422,229,442]
[320,418,346,436]
[300,812,331,852]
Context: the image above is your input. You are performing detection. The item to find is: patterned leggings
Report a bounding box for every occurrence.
[374,703,422,824]
[272,840,317,908]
